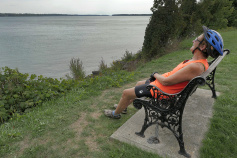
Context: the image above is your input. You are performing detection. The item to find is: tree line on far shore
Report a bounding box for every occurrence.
[0,13,151,17]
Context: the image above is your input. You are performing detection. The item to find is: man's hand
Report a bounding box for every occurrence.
[149,72,158,82]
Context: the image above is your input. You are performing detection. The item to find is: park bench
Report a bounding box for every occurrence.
[133,49,230,158]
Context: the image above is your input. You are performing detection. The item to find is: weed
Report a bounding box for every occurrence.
[98,58,108,72]
[68,57,85,80]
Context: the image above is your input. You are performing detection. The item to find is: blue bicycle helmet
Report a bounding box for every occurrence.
[203,26,224,58]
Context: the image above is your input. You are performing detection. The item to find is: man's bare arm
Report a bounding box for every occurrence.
[154,62,205,86]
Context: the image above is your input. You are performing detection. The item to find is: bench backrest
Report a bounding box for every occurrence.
[147,49,230,99]
[183,49,230,98]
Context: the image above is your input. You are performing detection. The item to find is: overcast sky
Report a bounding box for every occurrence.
[0,0,153,15]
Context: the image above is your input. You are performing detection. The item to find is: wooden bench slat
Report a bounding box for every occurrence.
[201,49,229,78]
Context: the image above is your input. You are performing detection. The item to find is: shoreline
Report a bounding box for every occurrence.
[0,13,152,17]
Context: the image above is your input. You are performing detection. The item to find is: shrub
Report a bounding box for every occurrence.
[110,60,124,71]
[98,58,108,72]
[68,58,85,80]
[121,50,135,62]
[0,67,78,123]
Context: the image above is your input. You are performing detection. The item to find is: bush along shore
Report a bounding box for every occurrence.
[0,67,77,123]
[0,56,137,124]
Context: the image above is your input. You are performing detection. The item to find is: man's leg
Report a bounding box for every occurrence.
[114,80,147,113]
[114,87,137,115]
[104,79,148,118]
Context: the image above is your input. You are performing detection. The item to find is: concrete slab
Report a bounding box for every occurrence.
[111,88,220,158]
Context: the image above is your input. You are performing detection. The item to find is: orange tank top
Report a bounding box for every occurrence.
[150,59,209,95]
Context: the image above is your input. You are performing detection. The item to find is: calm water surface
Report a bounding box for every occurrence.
[0,16,150,78]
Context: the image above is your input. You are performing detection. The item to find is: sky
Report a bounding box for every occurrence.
[0,0,153,15]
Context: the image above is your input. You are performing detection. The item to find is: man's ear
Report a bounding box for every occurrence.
[200,43,207,51]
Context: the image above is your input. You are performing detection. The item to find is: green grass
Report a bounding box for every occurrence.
[0,29,236,158]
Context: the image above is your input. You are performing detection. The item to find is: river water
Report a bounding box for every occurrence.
[0,16,150,78]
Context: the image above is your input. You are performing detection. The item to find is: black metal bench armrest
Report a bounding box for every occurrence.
[147,76,206,96]
[134,76,206,112]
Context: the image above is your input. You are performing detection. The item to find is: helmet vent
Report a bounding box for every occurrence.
[207,33,211,39]
[212,40,216,45]
[215,36,219,41]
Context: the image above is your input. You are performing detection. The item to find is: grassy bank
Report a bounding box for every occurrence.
[0,29,236,158]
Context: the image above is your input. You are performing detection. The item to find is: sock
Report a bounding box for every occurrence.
[112,110,119,116]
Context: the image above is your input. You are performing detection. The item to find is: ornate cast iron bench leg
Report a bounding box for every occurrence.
[135,104,152,138]
[176,114,190,158]
[166,113,190,158]
[206,68,217,99]
[177,134,191,158]
[147,124,160,144]
[135,119,148,138]
[147,124,190,157]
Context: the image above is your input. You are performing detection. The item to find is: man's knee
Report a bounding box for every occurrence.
[122,89,130,98]
[136,81,145,86]
[122,88,136,100]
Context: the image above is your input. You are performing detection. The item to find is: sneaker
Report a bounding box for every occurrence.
[104,109,121,119]
[114,104,127,114]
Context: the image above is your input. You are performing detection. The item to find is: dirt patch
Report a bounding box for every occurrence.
[91,111,102,120]
[12,135,50,157]
[70,113,88,137]
[85,136,99,152]
[16,136,30,155]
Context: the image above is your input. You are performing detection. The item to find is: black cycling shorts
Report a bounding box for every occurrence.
[135,79,152,98]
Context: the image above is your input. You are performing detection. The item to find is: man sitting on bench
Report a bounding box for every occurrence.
[104,26,224,119]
